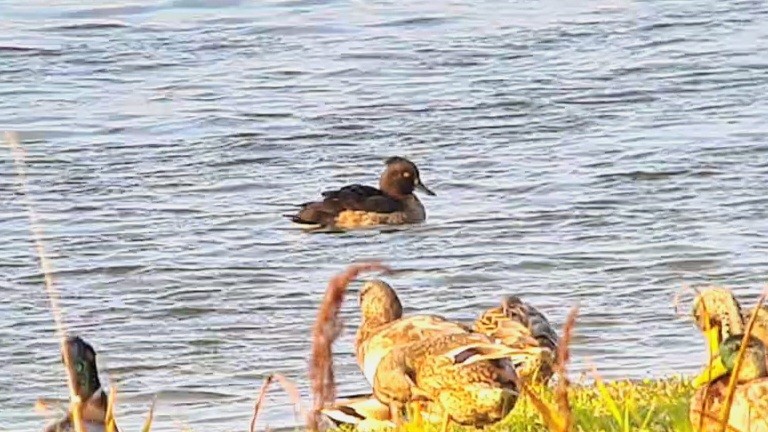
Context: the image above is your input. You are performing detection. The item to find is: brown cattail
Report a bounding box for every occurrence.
[307,262,390,431]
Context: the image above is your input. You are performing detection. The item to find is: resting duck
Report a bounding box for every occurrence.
[473,295,559,385]
[44,336,118,432]
[329,280,543,430]
[354,280,473,387]
[372,332,538,432]
[285,156,435,230]
[690,334,768,432]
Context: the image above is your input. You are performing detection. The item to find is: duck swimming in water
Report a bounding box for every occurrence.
[285,156,435,231]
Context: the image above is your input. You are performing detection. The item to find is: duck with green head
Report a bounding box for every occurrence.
[690,334,768,432]
[44,336,118,432]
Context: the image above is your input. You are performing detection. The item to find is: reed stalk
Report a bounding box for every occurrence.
[4,131,85,432]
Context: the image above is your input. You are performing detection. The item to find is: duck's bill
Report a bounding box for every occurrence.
[704,326,722,358]
[692,357,729,388]
[415,180,436,196]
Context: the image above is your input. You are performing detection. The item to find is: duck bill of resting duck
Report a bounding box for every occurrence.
[372,332,543,432]
[690,334,768,432]
[473,295,560,385]
[285,156,435,231]
[44,336,118,432]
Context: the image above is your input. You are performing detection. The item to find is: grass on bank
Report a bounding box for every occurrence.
[328,379,695,432]
[476,377,693,432]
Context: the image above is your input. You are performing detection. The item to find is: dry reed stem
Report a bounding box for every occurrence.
[4,131,85,432]
[307,262,391,431]
[273,373,306,422]
[553,305,578,432]
[672,284,700,319]
[248,372,307,432]
[717,290,767,432]
[35,398,66,416]
[250,375,275,432]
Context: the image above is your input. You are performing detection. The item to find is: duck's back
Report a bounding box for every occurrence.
[288,184,406,227]
[745,305,768,349]
[474,297,558,351]
[357,314,471,385]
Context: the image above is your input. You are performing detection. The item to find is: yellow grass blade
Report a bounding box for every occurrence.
[141,397,157,432]
[591,367,623,426]
[106,386,118,432]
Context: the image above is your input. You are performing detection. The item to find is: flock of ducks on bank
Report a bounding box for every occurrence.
[45,284,768,432]
[43,158,768,431]
[321,280,558,432]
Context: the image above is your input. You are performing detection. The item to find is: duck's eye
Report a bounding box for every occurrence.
[75,361,85,373]
[403,171,411,178]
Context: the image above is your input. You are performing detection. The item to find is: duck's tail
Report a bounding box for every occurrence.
[444,342,544,366]
[320,394,392,427]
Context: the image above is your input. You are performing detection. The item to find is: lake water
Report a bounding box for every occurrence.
[2,0,768,430]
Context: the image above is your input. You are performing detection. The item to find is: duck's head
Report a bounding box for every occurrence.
[691,287,744,357]
[359,279,403,325]
[379,156,435,199]
[64,335,102,400]
[692,334,767,388]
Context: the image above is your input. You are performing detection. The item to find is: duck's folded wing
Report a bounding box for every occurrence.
[475,297,559,351]
[287,184,403,225]
[360,315,471,384]
[321,184,380,200]
[322,184,402,213]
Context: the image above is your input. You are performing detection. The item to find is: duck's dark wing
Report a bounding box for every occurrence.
[321,184,381,200]
[285,184,403,226]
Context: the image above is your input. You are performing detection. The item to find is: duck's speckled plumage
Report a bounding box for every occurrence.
[473,295,559,384]
[285,156,435,230]
[690,335,768,432]
[691,287,768,358]
[354,280,471,386]
[372,332,526,427]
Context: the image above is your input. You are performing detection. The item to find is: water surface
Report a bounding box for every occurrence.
[2,0,768,430]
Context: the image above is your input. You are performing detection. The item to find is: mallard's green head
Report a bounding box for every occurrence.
[64,336,102,400]
[692,334,767,388]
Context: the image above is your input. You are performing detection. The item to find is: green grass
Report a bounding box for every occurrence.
[500,377,694,432]
[356,377,696,432]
